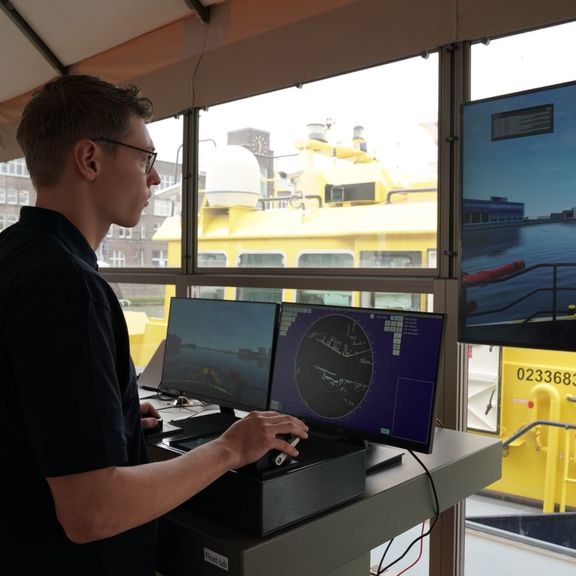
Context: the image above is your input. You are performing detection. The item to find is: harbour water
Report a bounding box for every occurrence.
[462,220,576,325]
[163,346,270,408]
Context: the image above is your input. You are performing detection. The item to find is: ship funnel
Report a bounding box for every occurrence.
[205,145,261,208]
[353,125,367,152]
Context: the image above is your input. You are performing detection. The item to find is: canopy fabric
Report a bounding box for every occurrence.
[1,0,575,161]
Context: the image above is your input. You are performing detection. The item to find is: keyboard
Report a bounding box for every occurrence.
[169,412,239,439]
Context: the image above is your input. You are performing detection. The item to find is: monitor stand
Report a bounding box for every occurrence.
[364,441,404,474]
[312,430,403,474]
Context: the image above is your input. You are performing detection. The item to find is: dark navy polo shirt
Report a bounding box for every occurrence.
[0,207,156,575]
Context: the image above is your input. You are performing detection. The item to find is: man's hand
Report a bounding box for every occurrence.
[212,411,309,470]
[139,401,161,430]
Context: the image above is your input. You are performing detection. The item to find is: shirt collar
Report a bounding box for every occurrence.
[18,206,99,270]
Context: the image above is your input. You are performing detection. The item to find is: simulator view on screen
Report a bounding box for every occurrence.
[269,304,444,453]
[162,298,278,411]
[460,80,576,351]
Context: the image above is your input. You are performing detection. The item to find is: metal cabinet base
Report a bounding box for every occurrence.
[185,435,366,536]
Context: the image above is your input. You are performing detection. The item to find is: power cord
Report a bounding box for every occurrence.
[394,521,426,576]
[373,450,440,575]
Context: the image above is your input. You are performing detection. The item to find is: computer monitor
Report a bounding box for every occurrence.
[161,298,279,412]
[269,303,444,455]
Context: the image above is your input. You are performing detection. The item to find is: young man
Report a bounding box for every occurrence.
[0,75,308,575]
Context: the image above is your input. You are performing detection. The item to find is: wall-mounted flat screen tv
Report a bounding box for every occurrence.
[460,79,576,350]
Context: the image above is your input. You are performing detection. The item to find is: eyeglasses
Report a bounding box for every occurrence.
[93,137,157,174]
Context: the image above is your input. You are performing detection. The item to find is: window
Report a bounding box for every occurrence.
[7,188,17,204]
[372,292,421,310]
[237,253,284,267]
[197,54,438,272]
[298,252,354,268]
[152,250,168,267]
[360,251,422,268]
[198,253,226,267]
[110,251,126,267]
[103,115,182,269]
[464,21,576,575]
[159,173,175,189]
[19,191,29,206]
[0,214,5,230]
[0,187,5,203]
[101,52,442,574]
[237,253,284,302]
[194,253,227,298]
[296,252,353,304]
[153,199,172,217]
[110,282,174,370]
[359,251,427,309]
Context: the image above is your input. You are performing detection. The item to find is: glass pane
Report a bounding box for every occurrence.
[99,115,183,268]
[0,158,30,228]
[115,282,174,370]
[236,252,284,301]
[237,287,282,302]
[298,253,354,268]
[1,116,182,271]
[466,344,500,434]
[296,289,352,306]
[190,285,226,300]
[186,287,431,311]
[196,253,226,298]
[466,21,576,574]
[238,253,284,267]
[372,292,421,311]
[198,253,226,266]
[361,250,422,268]
[197,54,438,271]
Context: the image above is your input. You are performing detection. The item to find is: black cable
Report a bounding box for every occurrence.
[191,23,210,108]
[374,537,395,575]
[375,450,440,575]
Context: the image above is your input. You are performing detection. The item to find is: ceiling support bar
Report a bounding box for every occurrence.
[185,0,210,23]
[0,0,68,75]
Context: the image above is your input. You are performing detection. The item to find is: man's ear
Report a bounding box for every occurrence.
[73,140,99,181]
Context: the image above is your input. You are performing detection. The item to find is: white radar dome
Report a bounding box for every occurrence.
[205,145,261,208]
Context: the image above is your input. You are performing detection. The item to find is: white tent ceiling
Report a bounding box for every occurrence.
[0,0,221,104]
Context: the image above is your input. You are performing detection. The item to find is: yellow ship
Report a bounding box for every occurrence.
[125,130,576,515]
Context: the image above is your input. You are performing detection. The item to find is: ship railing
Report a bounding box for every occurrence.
[464,262,576,323]
[503,418,576,513]
[257,193,323,210]
[502,419,576,451]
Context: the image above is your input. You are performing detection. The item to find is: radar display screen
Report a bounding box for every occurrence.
[295,313,373,418]
[161,298,278,411]
[270,304,444,453]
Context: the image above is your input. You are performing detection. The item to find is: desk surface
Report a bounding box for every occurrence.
[149,425,501,576]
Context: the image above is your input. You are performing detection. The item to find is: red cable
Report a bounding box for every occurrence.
[394,521,426,576]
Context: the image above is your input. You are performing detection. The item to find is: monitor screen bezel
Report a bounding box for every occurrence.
[161,297,280,413]
[269,302,445,454]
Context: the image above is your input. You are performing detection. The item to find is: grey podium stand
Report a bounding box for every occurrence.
[151,428,501,576]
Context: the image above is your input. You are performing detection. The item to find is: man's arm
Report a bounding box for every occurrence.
[46,411,308,543]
